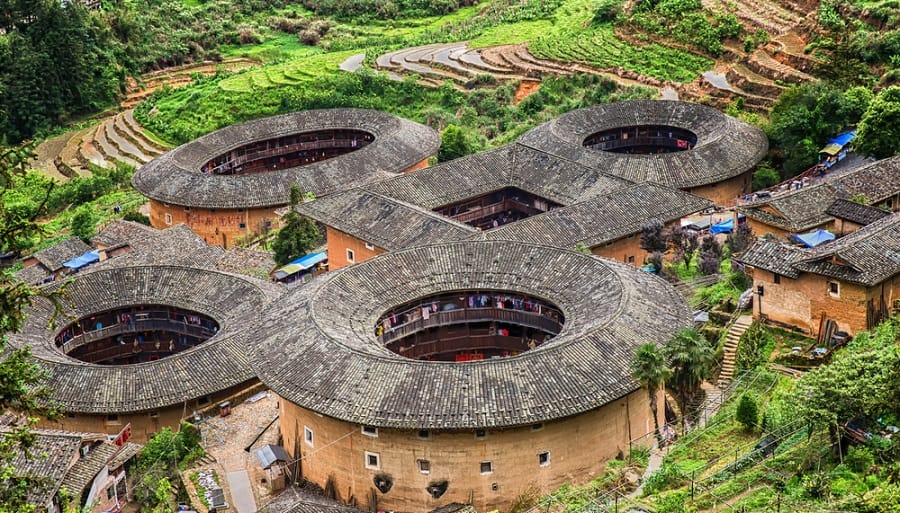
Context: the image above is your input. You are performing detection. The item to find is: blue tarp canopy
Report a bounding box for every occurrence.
[272,251,326,280]
[795,229,835,248]
[829,132,855,147]
[62,250,100,270]
[710,218,734,234]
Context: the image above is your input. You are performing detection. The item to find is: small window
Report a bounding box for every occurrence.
[627,255,635,264]
[239,223,247,230]
[237,209,244,213]
[106,414,119,423]
[480,461,493,474]
[66,413,77,419]
[539,451,551,467]
[210,209,217,213]
[361,426,378,437]
[474,429,487,439]
[149,411,159,419]
[417,459,431,474]
[365,451,380,470]
[164,213,172,225]
[107,486,115,500]
[417,429,431,440]
[346,249,355,263]
[774,274,781,284]
[829,281,840,297]
[198,396,211,406]
[531,423,543,431]
[365,242,375,251]
[304,426,314,447]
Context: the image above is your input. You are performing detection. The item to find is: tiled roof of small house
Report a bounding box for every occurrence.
[794,213,900,286]
[107,442,142,470]
[735,239,805,278]
[250,240,691,429]
[92,220,157,248]
[13,262,53,285]
[830,155,900,202]
[737,214,900,286]
[31,237,92,271]
[825,199,890,226]
[367,144,632,208]
[132,109,439,209]
[59,443,119,497]
[6,430,82,509]
[297,189,478,251]
[516,100,767,189]
[260,487,365,513]
[8,265,279,413]
[485,183,713,249]
[738,184,838,233]
[93,224,226,270]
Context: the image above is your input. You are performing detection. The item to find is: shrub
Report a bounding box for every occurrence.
[845,445,875,474]
[299,29,321,46]
[736,393,758,431]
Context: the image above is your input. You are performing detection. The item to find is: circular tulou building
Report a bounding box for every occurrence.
[250,240,692,513]
[517,100,768,205]
[132,109,439,248]
[8,265,280,441]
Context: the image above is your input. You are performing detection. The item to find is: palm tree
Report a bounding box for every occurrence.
[631,342,672,445]
[664,328,716,426]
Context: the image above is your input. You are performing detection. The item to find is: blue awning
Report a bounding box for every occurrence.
[62,250,100,270]
[795,229,835,248]
[273,252,327,280]
[828,132,855,147]
[710,218,734,234]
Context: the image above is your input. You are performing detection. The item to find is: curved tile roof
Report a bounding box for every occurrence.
[9,265,279,414]
[132,109,440,209]
[250,240,691,429]
[517,100,767,189]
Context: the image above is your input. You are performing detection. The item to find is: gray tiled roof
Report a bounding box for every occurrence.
[485,183,713,248]
[737,213,900,286]
[297,189,478,250]
[7,430,82,509]
[31,237,92,271]
[825,199,890,226]
[59,443,118,497]
[739,156,900,234]
[13,263,52,285]
[92,220,157,248]
[9,265,278,413]
[259,487,365,513]
[93,224,226,270]
[517,100,767,188]
[132,109,439,209]
[795,213,900,286]
[367,144,631,209]
[250,240,691,429]
[107,441,142,470]
[739,184,838,232]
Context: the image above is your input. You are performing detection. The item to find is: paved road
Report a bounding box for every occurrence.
[227,470,257,513]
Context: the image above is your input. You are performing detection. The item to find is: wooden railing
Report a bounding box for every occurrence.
[70,341,196,364]
[378,307,562,345]
[586,136,689,152]
[59,319,215,354]
[393,334,532,360]
[207,138,369,173]
[449,199,545,224]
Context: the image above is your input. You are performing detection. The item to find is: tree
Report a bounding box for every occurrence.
[123,210,151,226]
[438,124,481,162]
[639,218,667,253]
[0,144,60,513]
[698,234,722,275]
[664,328,716,421]
[69,205,96,243]
[668,226,699,268]
[631,343,672,444]
[272,186,321,266]
[725,222,753,255]
[855,86,900,159]
[736,394,758,431]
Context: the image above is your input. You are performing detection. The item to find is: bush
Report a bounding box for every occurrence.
[123,210,151,226]
[299,29,321,46]
[593,0,624,24]
[845,445,875,474]
[736,393,758,431]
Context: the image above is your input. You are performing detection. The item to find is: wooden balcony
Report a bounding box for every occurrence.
[378,307,562,346]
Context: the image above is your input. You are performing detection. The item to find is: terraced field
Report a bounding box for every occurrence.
[218,50,360,92]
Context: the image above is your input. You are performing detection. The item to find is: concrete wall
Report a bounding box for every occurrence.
[279,389,660,513]
[325,227,385,271]
[148,199,281,249]
[38,380,262,442]
[683,170,752,206]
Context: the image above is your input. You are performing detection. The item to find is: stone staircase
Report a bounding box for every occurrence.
[718,314,754,387]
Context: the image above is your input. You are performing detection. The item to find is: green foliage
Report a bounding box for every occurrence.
[734,322,774,372]
[632,342,672,442]
[664,328,715,409]
[627,0,741,56]
[643,461,689,495]
[794,317,900,445]
[656,490,688,513]
[735,393,758,431]
[593,0,625,24]
[751,163,780,190]
[438,124,484,162]
[845,445,875,473]
[272,212,322,266]
[69,206,96,243]
[123,210,151,225]
[855,85,900,158]
[692,269,749,308]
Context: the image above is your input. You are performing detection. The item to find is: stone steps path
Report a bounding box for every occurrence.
[718,315,754,386]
